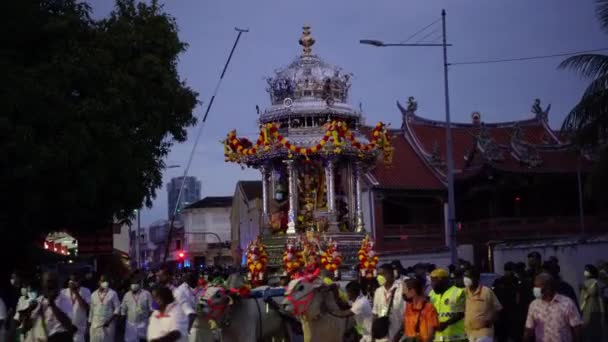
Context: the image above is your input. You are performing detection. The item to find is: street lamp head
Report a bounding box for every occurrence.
[359,39,385,47]
[166,164,181,169]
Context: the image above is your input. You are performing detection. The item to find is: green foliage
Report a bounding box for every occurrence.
[559,54,608,146]
[0,0,198,243]
[560,1,608,211]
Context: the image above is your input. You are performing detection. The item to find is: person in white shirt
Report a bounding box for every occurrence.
[148,287,187,342]
[88,275,120,342]
[23,272,75,342]
[372,264,405,342]
[60,273,91,342]
[0,296,7,342]
[172,272,198,341]
[13,281,36,342]
[346,281,373,342]
[121,276,153,342]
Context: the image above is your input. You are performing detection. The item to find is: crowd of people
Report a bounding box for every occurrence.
[0,265,232,342]
[0,253,605,342]
[343,254,607,342]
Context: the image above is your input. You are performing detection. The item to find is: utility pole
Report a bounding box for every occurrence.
[442,10,458,265]
[577,150,585,234]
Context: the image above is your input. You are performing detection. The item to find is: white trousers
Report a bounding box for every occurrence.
[468,337,493,342]
[89,323,115,342]
[73,331,86,342]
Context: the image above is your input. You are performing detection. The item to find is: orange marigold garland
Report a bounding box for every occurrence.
[223,120,393,164]
[246,237,268,285]
[282,238,304,279]
[320,238,342,278]
[357,235,379,279]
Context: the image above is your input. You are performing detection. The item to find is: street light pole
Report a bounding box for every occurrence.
[361,9,458,264]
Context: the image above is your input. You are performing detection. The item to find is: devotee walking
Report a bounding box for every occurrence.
[88,275,120,342]
[61,273,90,342]
[579,264,607,342]
[395,277,439,342]
[23,272,74,342]
[523,273,583,342]
[121,276,153,342]
[372,264,405,342]
[148,287,187,342]
[463,267,502,342]
[428,268,466,342]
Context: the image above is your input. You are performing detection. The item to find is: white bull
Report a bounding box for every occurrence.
[281,275,353,342]
[192,285,291,342]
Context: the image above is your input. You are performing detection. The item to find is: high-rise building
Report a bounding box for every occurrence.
[167,176,201,220]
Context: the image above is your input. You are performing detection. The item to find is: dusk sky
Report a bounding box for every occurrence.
[91,0,605,226]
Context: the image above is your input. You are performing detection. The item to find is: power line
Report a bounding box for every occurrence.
[450,47,608,66]
[415,28,440,44]
[400,18,441,44]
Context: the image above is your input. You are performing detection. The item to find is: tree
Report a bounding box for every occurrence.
[560,0,608,211]
[560,0,608,145]
[0,0,198,271]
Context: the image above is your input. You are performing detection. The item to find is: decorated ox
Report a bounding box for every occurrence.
[193,283,291,342]
[282,273,353,342]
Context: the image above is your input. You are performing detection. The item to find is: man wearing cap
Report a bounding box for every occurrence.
[429,268,466,342]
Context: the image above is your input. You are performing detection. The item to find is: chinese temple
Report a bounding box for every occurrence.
[367,97,608,268]
[223,26,392,270]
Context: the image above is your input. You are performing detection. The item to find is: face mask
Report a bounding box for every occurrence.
[584,271,591,278]
[100,281,109,289]
[28,291,37,300]
[10,279,16,286]
[131,284,140,292]
[393,270,399,278]
[20,287,28,296]
[275,193,284,201]
[533,287,542,299]
[377,275,387,287]
[463,277,473,288]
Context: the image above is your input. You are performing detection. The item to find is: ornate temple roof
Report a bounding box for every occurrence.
[368,97,594,190]
[260,25,360,123]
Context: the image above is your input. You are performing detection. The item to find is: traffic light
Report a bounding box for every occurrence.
[177,250,186,260]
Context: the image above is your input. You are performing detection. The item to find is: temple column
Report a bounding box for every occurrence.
[354,161,364,233]
[346,163,355,229]
[325,159,338,232]
[284,160,298,234]
[261,165,270,230]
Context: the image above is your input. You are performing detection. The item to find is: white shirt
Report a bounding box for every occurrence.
[88,289,120,328]
[14,295,30,321]
[0,297,6,321]
[172,283,197,317]
[29,294,73,338]
[350,295,373,342]
[61,287,91,334]
[0,297,6,342]
[147,303,187,342]
[372,281,405,340]
[121,289,153,340]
